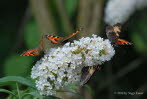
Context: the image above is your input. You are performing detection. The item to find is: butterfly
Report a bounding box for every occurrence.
[80,66,101,86]
[106,23,132,46]
[45,29,82,44]
[21,36,44,56]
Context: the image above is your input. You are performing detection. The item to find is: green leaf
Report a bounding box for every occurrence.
[16,83,21,99]
[0,89,17,97]
[0,76,36,89]
[64,0,78,17]
[22,91,43,99]
[24,19,41,48]
[4,55,33,76]
[66,84,79,93]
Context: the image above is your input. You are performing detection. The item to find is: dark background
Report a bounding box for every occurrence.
[0,0,147,99]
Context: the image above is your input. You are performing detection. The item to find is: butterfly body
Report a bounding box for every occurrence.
[106,26,119,45]
[106,23,132,46]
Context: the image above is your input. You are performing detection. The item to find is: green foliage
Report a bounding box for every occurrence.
[0,89,17,97]
[64,0,78,17]
[132,32,146,53]
[0,76,35,89]
[24,19,41,49]
[0,0,147,98]
[0,76,37,98]
[22,91,43,99]
[0,76,65,99]
[66,84,79,93]
[4,55,33,76]
[130,12,147,54]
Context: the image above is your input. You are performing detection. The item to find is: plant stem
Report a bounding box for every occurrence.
[16,83,21,99]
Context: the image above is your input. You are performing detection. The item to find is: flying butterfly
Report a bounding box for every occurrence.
[106,23,132,46]
[21,36,44,56]
[45,28,82,44]
[80,66,101,86]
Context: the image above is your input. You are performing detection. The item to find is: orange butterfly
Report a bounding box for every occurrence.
[80,66,101,86]
[21,29,82,56]
[45,29,82,44]
[106,23,132,46]
[21,36,44,56]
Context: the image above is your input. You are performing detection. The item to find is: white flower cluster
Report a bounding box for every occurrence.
[31,34,115,96]
[104,0,147,25]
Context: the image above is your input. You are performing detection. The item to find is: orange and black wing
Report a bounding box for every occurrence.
[62,29,82,42]
[45,35,63,44]
[106,23,132,46]
[21,36,44,56]
[45,28,82,44]
[117,39,132,45]
[21,48,40,56]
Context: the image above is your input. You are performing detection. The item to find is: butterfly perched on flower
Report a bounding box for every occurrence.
[21,36,44,56]
[45,28,82,44]
[106,23,132,46]
[80,66,101,86]
[21,29,82,56]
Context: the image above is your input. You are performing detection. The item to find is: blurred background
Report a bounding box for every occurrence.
[0,0,147,99]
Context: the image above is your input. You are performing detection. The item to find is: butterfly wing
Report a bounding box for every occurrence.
[117,39,132,45]
[45,35,64,44]
[62,29,82,42]
[21,48,40,56]
[113,23,122,36]
[45,29,82,44]
[21,36,44,56]
[80,66,101,86]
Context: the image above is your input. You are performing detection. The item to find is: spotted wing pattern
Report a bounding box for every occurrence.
[45,35,63,44]
[45,29,82,44]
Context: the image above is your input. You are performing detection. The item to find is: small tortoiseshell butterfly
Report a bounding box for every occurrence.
[21,29,82,56]
[21,36,44,56]
[106,23,132,46]
[45,29,82,44]
[80,66,101,86]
